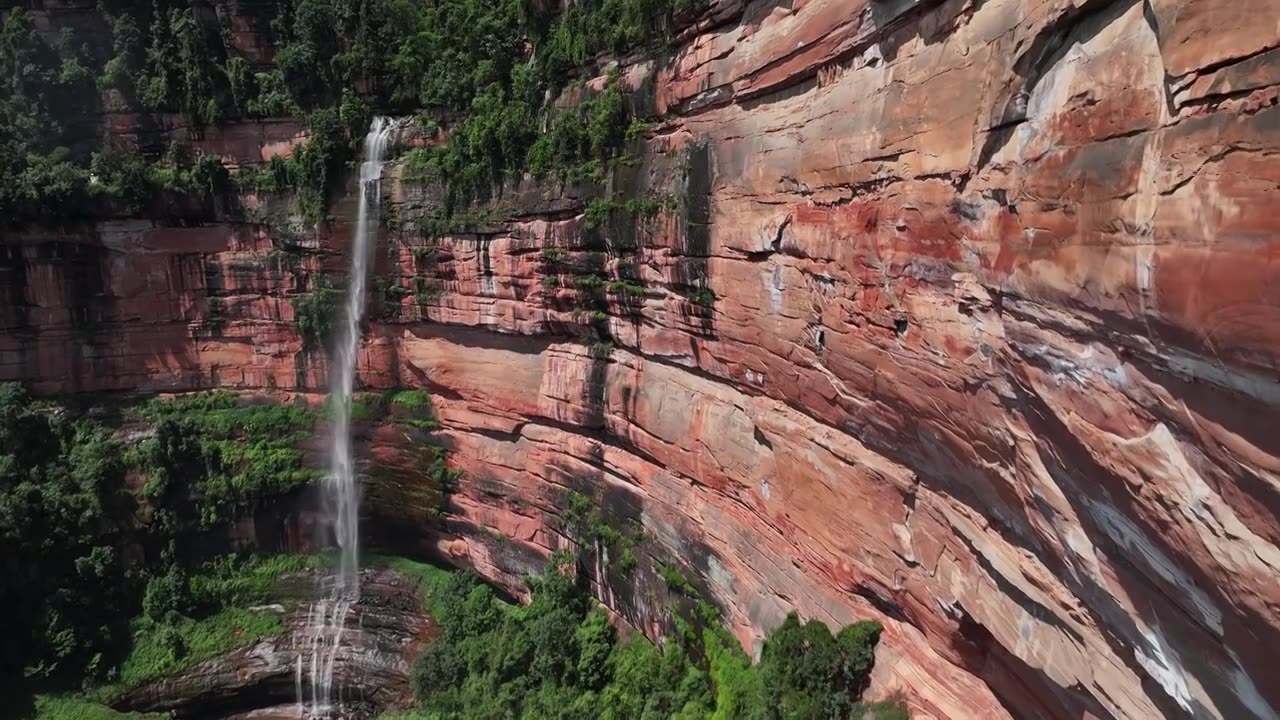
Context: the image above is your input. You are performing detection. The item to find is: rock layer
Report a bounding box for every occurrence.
[3,0,1280,718]
[115,567,431,719]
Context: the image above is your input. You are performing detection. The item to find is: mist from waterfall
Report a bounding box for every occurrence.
[297,116,395,719]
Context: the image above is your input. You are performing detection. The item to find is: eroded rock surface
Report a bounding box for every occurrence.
[115,568,432,719]
[3,0,1279,719]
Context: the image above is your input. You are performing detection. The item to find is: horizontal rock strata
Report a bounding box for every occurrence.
[3,0,1279,718]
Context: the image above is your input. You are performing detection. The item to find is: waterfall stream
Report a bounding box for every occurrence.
[297,116,395,719]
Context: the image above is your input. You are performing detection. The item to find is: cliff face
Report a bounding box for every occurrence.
[3,0,1279,719]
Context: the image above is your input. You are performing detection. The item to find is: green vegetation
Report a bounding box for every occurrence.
[115,555,311,689]
[0,383,134,686]
[31,695,162,720]
[134,5,235,125]
[135,391,317,528]
[404,394,445,427]
[1,381,462,719]
[1,11,98,217]
[3,0,699,220]
[379,555,458,614]
[292,281,343,349]
[538,189,670,334]
[88,142,233,214]
[376,276,413,318]
[324,389,445,436]
[0,7,239,217]
[607,278,647,297]
[527,72,630,183]
[2,2,357,220]
[688,284,716,307]
[529,0,700,86]
[413,275,444,304]
[389,389,433,414]
[564,489,638,575]
[25,554,315,720]
[0,385,316,694]
[236,108,354,222]
[657,562,702,598]
[405,555,903,720]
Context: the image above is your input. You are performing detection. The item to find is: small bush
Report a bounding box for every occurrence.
[292,284,342,349]
[142,566,192,623]
[390,389,432,413]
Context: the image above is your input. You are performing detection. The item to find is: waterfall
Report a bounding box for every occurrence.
[297,116,396,719]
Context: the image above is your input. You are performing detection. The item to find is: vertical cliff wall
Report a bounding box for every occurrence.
[3,0,1279,719]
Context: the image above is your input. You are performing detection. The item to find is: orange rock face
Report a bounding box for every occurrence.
[3,0,1280,719]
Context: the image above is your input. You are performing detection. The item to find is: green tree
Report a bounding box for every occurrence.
[0,385,131,686]
[574,609,614,689]
[758,613,884,720]
[409,558,891,720]
[0,11,95,216]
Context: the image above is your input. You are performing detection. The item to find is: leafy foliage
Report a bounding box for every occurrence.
[528,0,697,90]
[3,0,698,220]
[292,281,344,348]
[115,555,311,689]
[0,11,95,217]
[30,694,163,720]
[758,614,883,720]
[0,385,316,693]
[89,143,232,215]
[0,384,132,687]
[135,391,317,529]
[563,490,638,575]
[137,6,234,125]
[527,73,629,181]
[407,558,901,720]
[3,382,461,713]
[237,109,354,222]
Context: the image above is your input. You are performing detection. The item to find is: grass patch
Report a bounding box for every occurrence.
[375,712,433,720]
[324,389,438,428]
[188,553,315,608]
[389,389,432,412]
[374,555,465,617]
[102,554,315,695]
[31,695,164,720]
[114,606,285,689]
[292,284,343,350]
[389,389,440,431]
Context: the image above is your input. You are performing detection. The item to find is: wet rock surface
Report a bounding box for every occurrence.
[114,567,433,720]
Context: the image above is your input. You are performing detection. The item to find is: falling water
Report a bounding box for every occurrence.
[297,117,396,719]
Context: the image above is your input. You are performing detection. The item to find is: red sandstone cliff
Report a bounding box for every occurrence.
[3,0,1280,719]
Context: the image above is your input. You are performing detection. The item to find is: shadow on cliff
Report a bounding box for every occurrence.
[999,356,1276,720]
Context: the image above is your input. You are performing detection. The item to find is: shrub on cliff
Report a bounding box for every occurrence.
[293,282,343,349]
[133,6,236,126]
[234,108,352,222]
[136,392,317,528]
[527,71,629,181]
[1,0,701,220]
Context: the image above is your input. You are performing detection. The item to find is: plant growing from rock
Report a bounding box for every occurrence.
[291,284,341,349]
